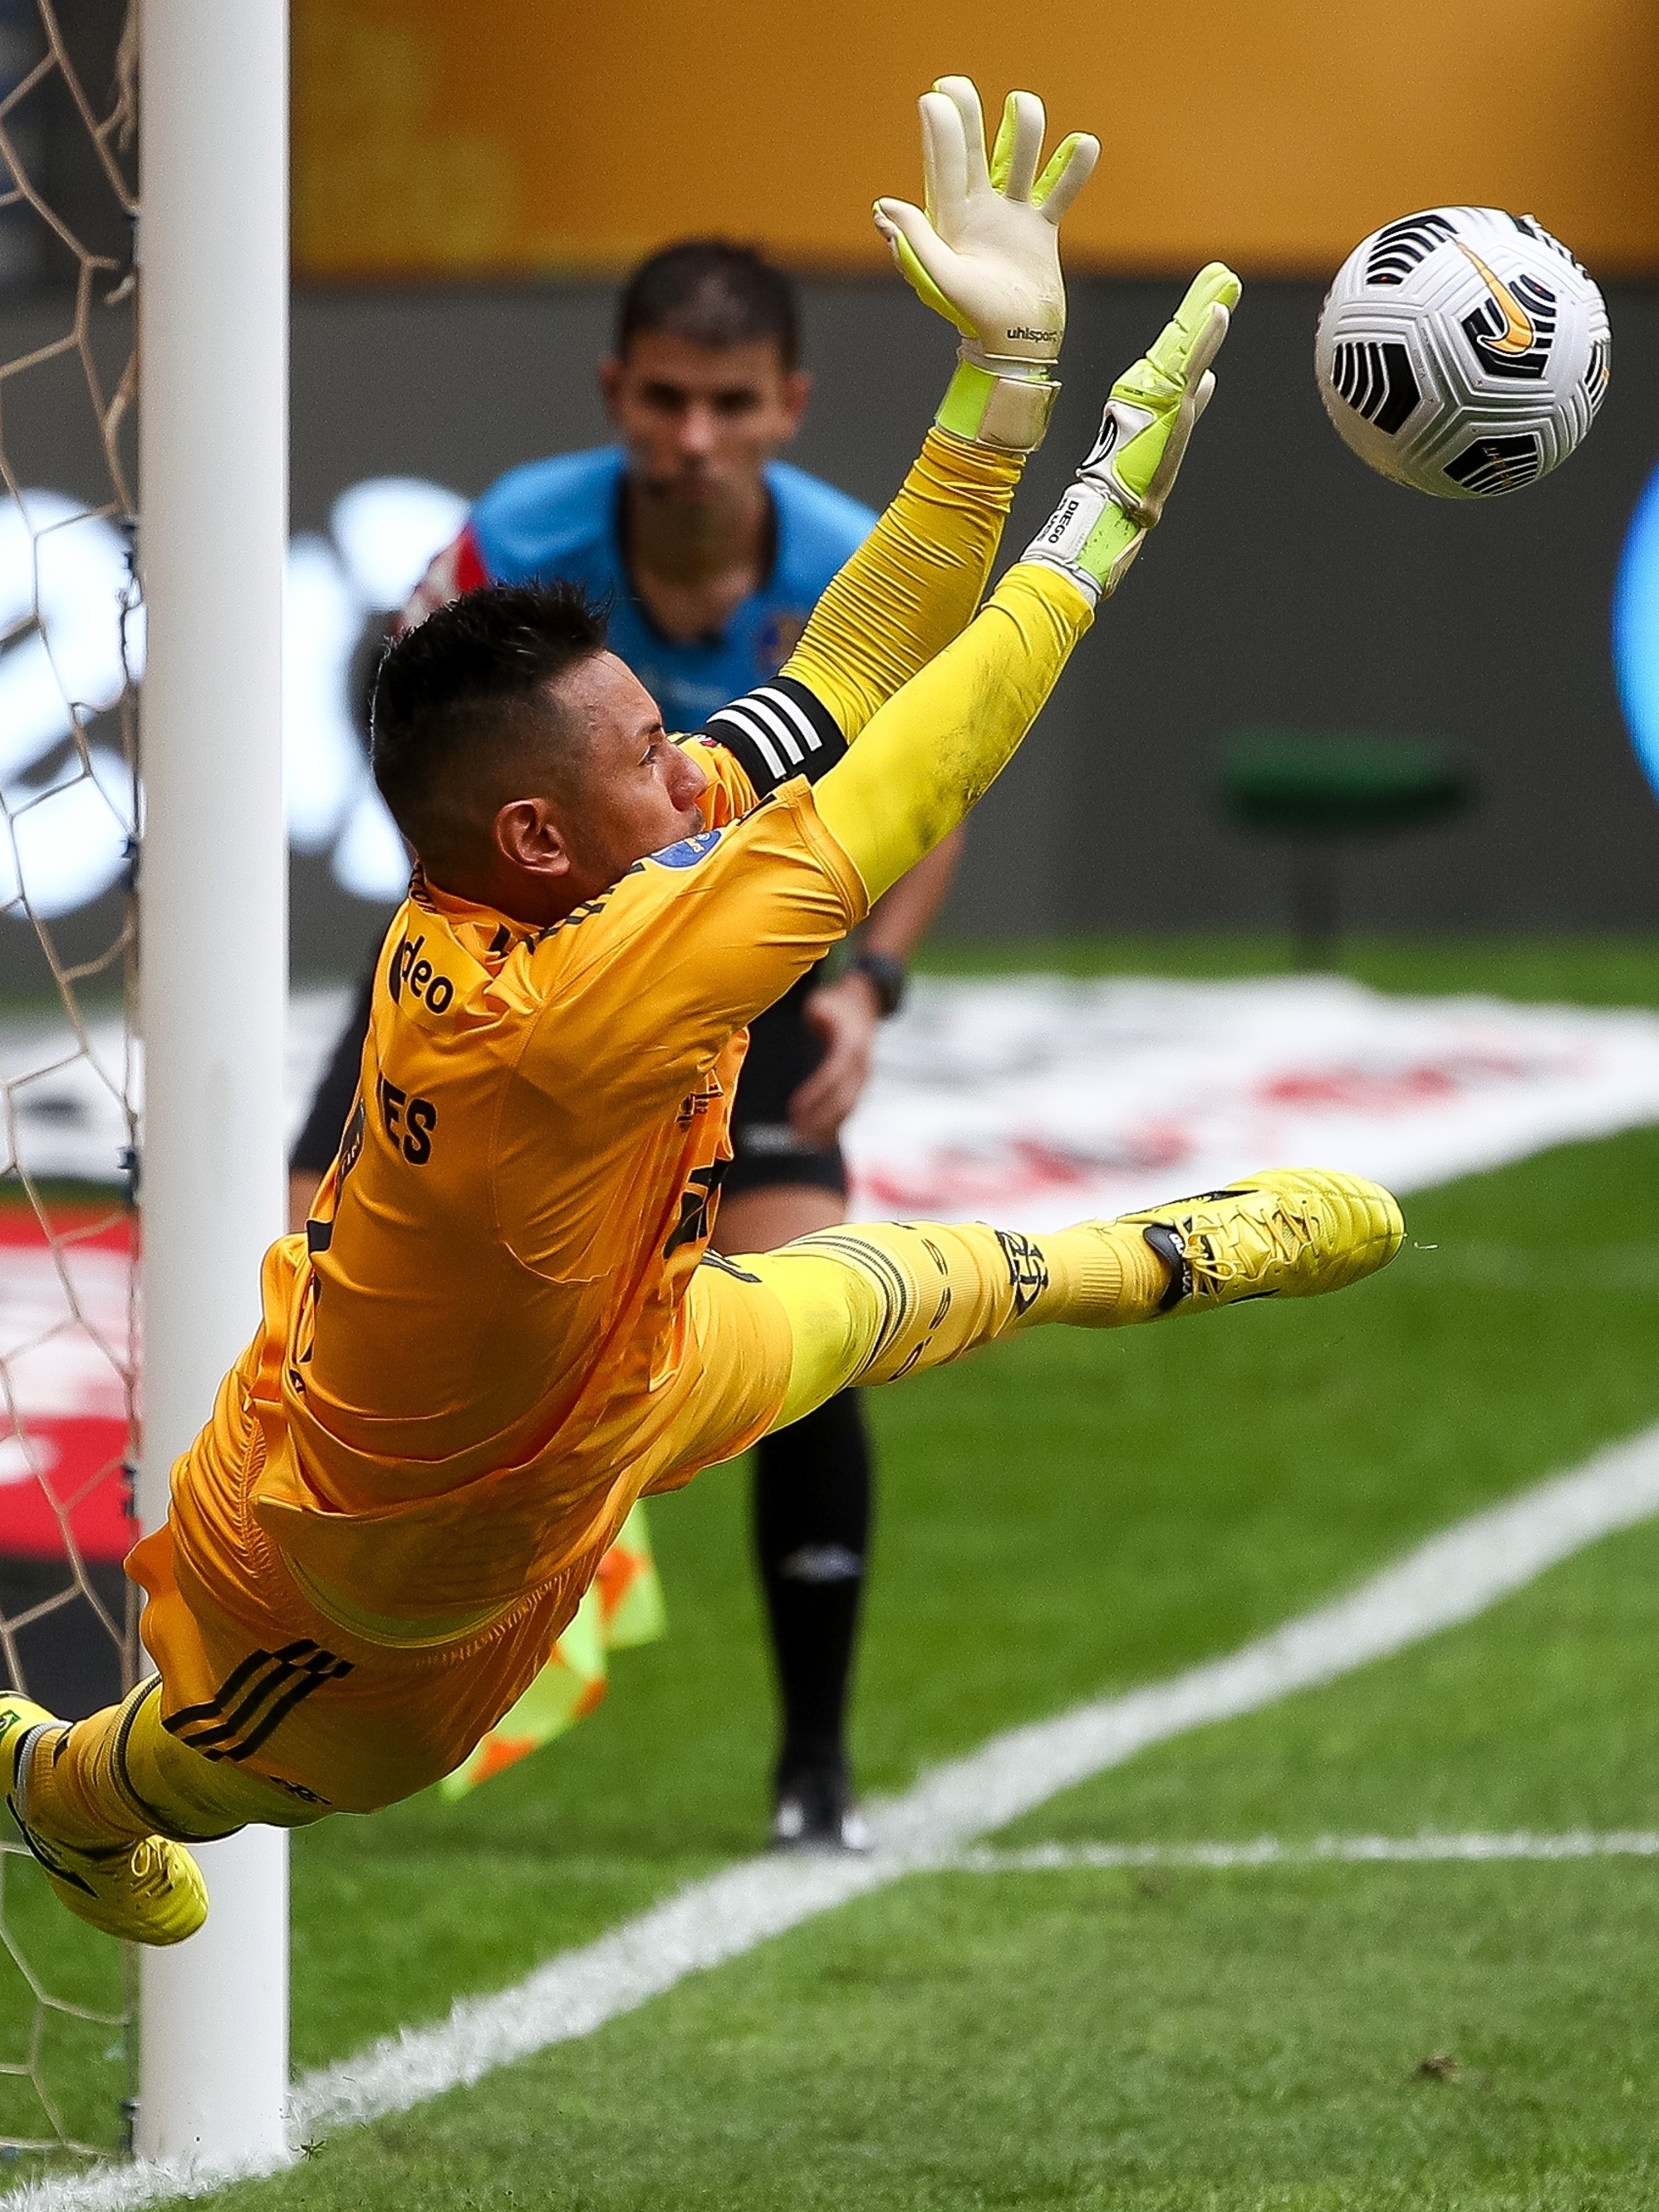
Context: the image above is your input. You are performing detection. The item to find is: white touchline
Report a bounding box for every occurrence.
[951,1831,1659,1872]
[16,1416,1659,2212]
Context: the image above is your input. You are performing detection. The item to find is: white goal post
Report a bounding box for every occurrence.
[136,0,291,2169]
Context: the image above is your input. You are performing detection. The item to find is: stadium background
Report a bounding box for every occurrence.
[2,0,1658,987]
[9,0,1659,2193]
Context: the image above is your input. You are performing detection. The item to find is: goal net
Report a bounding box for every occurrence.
[0,0,141,2164]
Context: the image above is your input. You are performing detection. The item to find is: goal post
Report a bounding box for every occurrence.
[136,0,291,2170]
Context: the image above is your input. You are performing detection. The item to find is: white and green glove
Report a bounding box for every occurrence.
[874,76,1099,454]
[1023,262,1242,600]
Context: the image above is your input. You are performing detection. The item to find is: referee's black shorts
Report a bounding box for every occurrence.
[724,966,847,1202]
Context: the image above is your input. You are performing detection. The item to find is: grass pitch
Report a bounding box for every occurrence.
[196,1118,1659,2212]
[7,939,1659,2202]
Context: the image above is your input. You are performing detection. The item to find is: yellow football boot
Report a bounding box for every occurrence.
[0,1692,208,1946]
[1122,1168,1404,1315]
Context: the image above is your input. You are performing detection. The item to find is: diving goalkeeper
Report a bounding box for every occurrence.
[1,80,1402,1946]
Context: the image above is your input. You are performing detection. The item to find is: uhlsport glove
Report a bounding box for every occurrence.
[1022,263,1242,599]
[874,76,1098,454]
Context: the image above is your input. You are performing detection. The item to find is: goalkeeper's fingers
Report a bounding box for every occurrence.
[1112,299,1230,440]
[988,89,1044,200]
[917,86,972,230]
[1137,296,1236,519]
[1140,365,1215,516]
[929,76,991,193]
[872,199,976,337]
[1146,262,1244,388]
[1033,131,1101,224]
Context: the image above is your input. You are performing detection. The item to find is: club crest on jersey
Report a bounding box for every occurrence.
[646,829,722,871]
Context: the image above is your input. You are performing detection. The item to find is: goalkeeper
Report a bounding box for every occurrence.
[1,80,1402,1946]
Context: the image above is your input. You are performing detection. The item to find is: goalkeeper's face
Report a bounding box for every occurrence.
[479,651,711,924]
[599,332,810,510]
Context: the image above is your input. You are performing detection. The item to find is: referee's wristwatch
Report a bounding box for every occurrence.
[850,950,907,1019]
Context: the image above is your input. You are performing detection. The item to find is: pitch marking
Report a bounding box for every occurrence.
[17,1417,1659,2211]
[954,1831,1659,1871]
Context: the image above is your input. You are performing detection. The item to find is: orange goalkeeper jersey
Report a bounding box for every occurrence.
[244,739,864,1637]
[167,425,1021,1653]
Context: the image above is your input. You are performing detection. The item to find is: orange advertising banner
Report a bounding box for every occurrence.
[295,0,1659,279]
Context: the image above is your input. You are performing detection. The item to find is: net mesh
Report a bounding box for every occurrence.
[0,0,140,2166]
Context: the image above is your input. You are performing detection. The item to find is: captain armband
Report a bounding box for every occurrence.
[699,676,848,796]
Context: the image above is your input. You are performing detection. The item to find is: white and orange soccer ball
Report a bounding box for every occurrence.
[1314,206,1610,498]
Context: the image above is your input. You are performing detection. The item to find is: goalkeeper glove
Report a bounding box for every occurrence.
[1022,262,1242,600]
[874,76,1099,454]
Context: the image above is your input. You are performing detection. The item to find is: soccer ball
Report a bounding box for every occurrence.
[1314,207,1610,498]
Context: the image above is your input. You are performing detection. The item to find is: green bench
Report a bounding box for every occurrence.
[1220,729,1474,968]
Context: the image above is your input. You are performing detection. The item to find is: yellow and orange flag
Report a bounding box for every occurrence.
[439,1501,666,1799]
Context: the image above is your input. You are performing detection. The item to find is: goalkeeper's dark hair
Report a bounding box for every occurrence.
[616,238,800,371]
[371,582,609,868]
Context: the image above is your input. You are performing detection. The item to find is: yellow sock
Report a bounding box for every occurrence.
[20,1693,153,1851]
[749,1213,1180,1439]
[22,1679,312,1851]
[1017,1221,1173,1330]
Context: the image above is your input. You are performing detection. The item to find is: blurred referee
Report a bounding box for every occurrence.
[288,240,962,1851]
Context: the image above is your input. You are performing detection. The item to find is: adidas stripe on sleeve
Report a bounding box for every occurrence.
[699,676,847,796]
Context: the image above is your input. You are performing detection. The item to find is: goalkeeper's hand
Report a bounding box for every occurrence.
[1022,262,1242,600]
[875,76,1098,451]
[874,77,1097,368]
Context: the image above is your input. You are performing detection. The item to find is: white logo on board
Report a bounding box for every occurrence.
[0,475,467,917]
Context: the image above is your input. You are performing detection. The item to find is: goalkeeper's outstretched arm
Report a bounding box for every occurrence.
[754,80,1097,746]
[812,266,1241,903]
